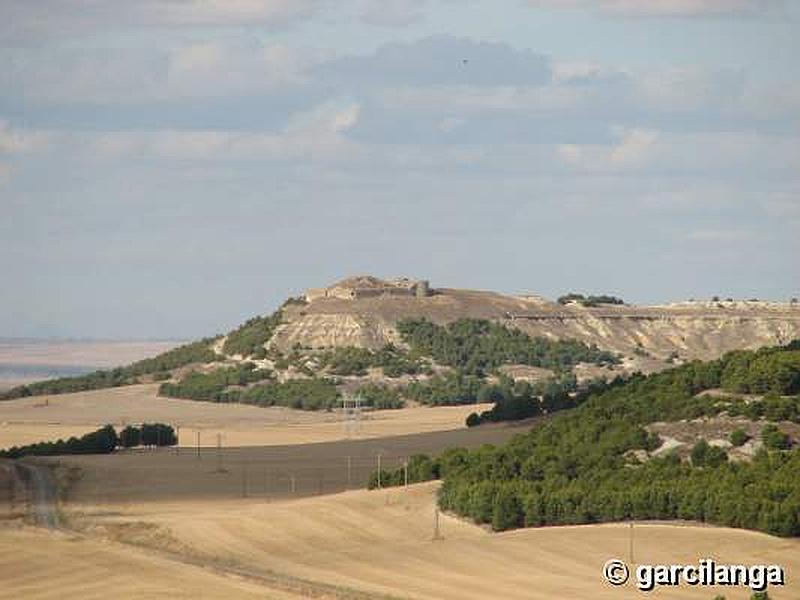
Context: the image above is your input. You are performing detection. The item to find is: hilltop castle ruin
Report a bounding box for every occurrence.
[305,276,431,302]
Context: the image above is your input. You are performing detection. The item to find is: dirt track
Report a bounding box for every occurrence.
[14,462,58,528]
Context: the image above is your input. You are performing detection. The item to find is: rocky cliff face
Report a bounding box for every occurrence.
[271,287,800,363]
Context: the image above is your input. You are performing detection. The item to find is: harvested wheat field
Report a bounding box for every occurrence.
[51,423,532,503]
[0,384,493,448]
[64,482,799,600]
[0,525,304,600]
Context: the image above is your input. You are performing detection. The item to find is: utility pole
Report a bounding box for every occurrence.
[433,506,443,541]
[264,468,269,498]
[629,521,635,565]
[215,433,225,473]
[290,473,296,495]
[347,456,352,486]
[403,459,409,488]
[377,453,382,489]
[196,430,201,459]
[175,425,180,455]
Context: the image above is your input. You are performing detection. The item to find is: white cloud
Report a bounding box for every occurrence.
[2,40,312,105]
[360,0,429,27]
[83,100,363,164]
[609,128,659,165]
[143,0,319,25]
[322,35,550,87]
[552,61,625,84]
[558,128,800,175]
[285,100,362,134]
[0,0,320,40]
[557,127,659,171]
[170,43,224,74]
[0,121,50,154]
[87,129,349,162]
[166,41,306,98]
[528,0,784,17]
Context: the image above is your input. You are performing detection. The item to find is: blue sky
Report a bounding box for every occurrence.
[1,0,798,339]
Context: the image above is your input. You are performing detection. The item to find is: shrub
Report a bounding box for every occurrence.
[140,423,178,446]
[729,429,749,447]
[761,425,791,450]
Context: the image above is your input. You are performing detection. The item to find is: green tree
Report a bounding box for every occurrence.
[119,425,141,448]
[492,487,523,531]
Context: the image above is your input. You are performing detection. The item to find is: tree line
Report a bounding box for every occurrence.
[158,362,272,401]
[465,375,619,426]
[0,338,221,400]
[557,293,625,307]
[0,423,177,459]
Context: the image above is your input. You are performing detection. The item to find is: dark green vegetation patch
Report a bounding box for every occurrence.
[158,362,272,401]
[397,318,618,376]
[221,310,283,358]
[0,425,119,458]
[373,342,800,537]
[1,423,178,458]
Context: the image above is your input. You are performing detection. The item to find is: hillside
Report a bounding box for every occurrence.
[276,281,800,360]
[374,342,800,537]
[3,276,799,411]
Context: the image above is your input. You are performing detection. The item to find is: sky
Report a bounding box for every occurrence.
[1,0,798,340]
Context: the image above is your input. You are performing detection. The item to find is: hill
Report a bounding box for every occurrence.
[277,279,800,360]
[3,276,799,413]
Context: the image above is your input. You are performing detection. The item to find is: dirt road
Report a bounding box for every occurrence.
[15,462,59,528]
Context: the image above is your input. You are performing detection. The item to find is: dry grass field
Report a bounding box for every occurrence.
[0,525,304,600]
[0,384,494,449]
[58,482,800,600]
